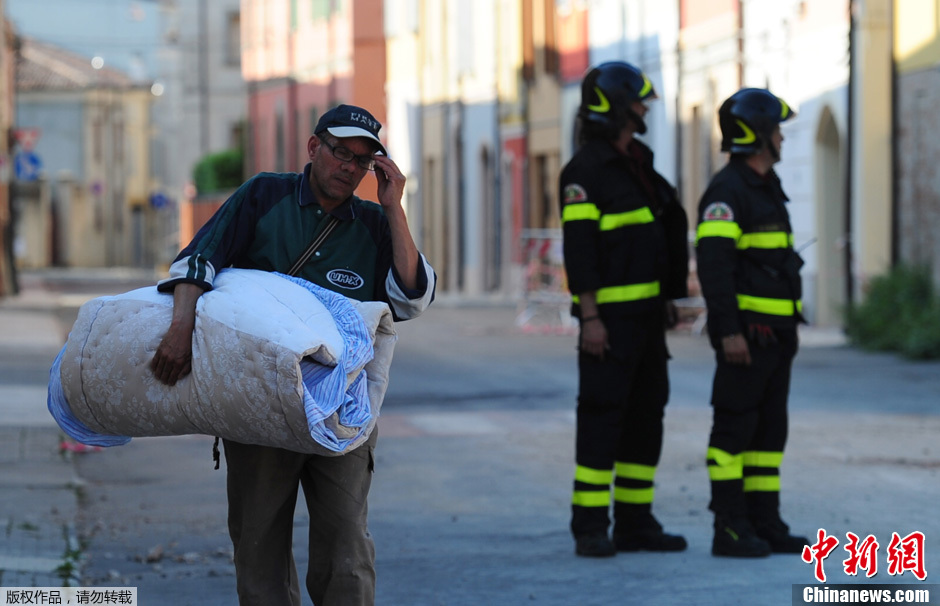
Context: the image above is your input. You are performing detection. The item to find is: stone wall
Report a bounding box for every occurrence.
[896,67,940,287]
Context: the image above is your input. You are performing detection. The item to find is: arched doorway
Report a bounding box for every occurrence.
[814,107,848,327]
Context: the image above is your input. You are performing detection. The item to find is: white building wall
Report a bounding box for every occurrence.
[153,0,246,210]
[384,0,422,243]
[458,1,500,297]
[586,0,679,182]
[741,0,851,325]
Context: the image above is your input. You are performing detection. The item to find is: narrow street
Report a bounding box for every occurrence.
[2,271,938,605]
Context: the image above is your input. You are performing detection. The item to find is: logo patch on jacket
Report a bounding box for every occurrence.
[326,269,364,290]
[703,201,734,221]
[563,184,588,205]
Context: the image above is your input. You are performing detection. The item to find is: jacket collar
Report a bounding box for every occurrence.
[729,157,789,202]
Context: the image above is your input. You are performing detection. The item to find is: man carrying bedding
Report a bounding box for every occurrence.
[150,104,436,606]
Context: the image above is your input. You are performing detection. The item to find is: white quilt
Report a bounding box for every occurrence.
[48,269,397,456]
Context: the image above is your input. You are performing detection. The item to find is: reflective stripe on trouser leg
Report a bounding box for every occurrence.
[707,446,747,515]
[707,447,743,482]
[613,462,656,505]
[743,450,783,516]
[742,450,782,493]
[572,465,613,507]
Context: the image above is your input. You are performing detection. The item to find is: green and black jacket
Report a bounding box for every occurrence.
[159,164,435,321]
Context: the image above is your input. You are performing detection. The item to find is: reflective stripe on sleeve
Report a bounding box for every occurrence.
[599,207,654,231]
[696,220,742,244]
[737,232,793,250]
[562,202,601,224]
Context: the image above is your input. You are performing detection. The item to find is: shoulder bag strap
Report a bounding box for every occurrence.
[287,214,340,277]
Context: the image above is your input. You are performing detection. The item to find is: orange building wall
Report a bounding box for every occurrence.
[680,0,738,28]
[558,4,589,83]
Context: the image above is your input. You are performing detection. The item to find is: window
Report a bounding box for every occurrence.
[312,0,332,21]
[226,12,241,67]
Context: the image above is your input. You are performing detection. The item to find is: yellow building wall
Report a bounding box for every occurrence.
[895,0,940,72]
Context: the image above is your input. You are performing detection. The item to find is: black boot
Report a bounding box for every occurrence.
[752,516,809,554]
[712,515,771,558]
[614,513,687,552]
[575,533,616,558]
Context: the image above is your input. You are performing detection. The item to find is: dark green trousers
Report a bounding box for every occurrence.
[224,430,378,606]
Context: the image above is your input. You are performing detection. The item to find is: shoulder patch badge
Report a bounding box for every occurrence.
[703,201,734,221]
[563,184,588,205]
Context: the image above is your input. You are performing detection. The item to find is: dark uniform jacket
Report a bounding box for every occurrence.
[559,138,688,320]
[695,157,804,340]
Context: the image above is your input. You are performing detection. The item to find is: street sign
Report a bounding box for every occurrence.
[14,128,40,151]
[150,192,169,209]
[14,150,42,181]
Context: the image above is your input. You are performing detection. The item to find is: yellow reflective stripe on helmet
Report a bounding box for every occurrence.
[614,486,655,505]
[615,462,656,482]
[707,447,743,481]
[562,202,601,224]
[734,120,757,145]
[575,465,613,486]
[743,451,784,468]
[736,294,803,316]
[737,232,793,250]
[696,220,742,243]
[779,98,790,120]
[588,87,610,113]
[572,490,611,507]
[639,74,653,99]
[599,207,654,231]
[744,476,781,493]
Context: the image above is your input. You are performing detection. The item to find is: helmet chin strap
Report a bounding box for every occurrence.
[767,138,781,162]
[627,109,648,135]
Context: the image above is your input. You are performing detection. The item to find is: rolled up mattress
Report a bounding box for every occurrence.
[47,268,396,456]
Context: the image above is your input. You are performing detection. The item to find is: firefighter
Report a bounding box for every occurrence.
[696,88,810,558]
[560,61,689,558]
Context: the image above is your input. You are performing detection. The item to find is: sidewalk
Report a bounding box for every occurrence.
[0,269,158,588]
[0,287,79,587]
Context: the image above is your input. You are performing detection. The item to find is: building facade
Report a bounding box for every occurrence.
[895,0,940,287]
[204,0,926,319]
[240,0,387,201]
[14,38,159,268]
[0,5,15,296]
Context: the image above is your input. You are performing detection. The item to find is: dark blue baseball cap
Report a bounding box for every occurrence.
[315,104,387,154]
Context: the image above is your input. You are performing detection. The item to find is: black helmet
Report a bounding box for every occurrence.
[719,88,795,154]
[579,61,658,135]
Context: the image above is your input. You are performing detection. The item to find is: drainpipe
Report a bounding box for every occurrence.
[845,0,856,305]
[889,1,899,267]
[675,0,683,209]
[198,0,209,155]
[737,0,745,88]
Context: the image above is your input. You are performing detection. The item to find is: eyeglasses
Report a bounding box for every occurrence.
[318,137,375,171]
